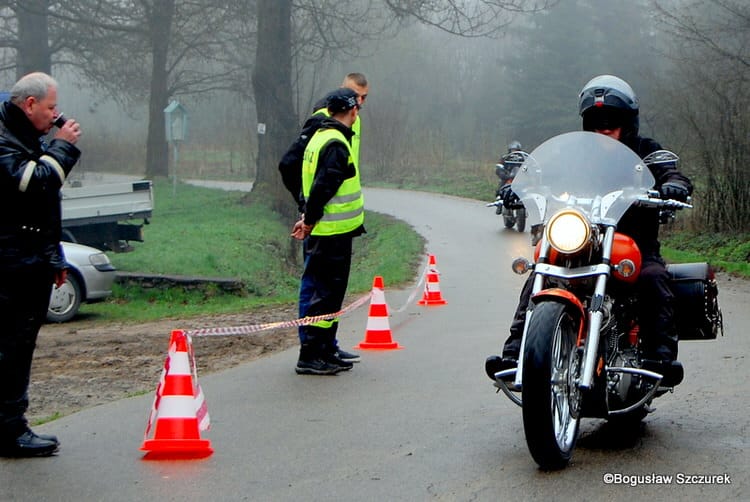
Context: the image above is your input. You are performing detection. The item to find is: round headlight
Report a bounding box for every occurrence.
[546,209,591,254]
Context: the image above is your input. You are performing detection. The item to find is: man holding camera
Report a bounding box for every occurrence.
[0,72,81,457]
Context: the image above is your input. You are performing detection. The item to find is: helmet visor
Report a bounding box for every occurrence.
[579,87,638,115]
[583,107,629,131]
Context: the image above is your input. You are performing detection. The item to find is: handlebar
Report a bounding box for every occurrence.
[636,194,692,210]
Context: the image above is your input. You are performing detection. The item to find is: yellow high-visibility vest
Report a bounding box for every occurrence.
[302,128,364,236]
[313,107,361,165]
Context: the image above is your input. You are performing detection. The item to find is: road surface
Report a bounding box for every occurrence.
[1,188,747,501]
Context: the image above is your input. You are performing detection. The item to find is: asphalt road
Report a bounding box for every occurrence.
[1,188,747,501]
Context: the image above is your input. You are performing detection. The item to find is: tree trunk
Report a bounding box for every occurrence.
[15,0,51,78]
[145,0,174,179]
[252,0,298,217]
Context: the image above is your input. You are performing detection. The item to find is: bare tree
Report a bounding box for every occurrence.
[48,0,248,178]
[0,1,54,78]
[252,0,296,214]
[654,0,750,231]
[15,0,51,77]
[0,1,252,177]
[252,0,555,212]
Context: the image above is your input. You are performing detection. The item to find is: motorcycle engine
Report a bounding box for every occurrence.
[607,352,633,406]
[603,299,641,406]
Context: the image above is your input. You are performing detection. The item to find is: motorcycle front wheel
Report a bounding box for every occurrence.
[503,214,515,229]
[522,301,582,470]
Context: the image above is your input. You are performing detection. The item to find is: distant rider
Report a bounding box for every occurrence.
[495,141,524,213]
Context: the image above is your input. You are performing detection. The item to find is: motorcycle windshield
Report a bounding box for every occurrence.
[512,131,655,226]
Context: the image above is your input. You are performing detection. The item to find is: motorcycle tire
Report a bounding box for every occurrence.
[503,216,515,229]
[516,212,526,233]
[522,301,582,470]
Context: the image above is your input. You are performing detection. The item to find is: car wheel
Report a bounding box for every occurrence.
[47,272,82,323]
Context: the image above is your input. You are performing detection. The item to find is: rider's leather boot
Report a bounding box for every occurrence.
[642,359,684,387]
[485,355,517,382]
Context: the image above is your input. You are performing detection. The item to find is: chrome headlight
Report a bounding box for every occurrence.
[545,209,591,254]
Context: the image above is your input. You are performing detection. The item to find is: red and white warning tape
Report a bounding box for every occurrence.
[184,255,436,338]
[388,261,430,313]
[186,292,373,337]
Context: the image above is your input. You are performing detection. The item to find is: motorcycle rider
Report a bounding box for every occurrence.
[485,75,692,387]
[508,140,522,152]
[495,141,524,213]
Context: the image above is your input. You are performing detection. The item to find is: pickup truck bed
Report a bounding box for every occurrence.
[61,179,153,251]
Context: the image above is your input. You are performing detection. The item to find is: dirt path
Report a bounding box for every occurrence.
[29,305,299,424]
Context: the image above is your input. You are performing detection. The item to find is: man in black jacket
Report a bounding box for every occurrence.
[486,75,692,388]
[0,72,81,457]
[280,74,368,365]
[290,88,365,375]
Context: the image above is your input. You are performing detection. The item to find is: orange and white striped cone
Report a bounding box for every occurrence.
[357,276,402,350]
[418,254,447,306]
[141,330,213,459]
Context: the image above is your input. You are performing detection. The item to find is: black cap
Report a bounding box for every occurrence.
[326,88,359,114]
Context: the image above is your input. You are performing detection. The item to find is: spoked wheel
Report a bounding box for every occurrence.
[522,301,582,470]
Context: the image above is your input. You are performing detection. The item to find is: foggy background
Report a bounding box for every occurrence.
[0,0,747,231]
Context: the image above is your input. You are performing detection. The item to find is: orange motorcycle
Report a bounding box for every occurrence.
[489,132,723,470]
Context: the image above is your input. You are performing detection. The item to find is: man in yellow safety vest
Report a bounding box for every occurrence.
[290,88,365,375]
[279,74,369,367]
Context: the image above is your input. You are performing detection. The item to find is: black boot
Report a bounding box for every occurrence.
[0,429,59,458]
[643,329,683,387]
[320,330,353,371]
[295,342,342,375]
[485,355,517,382]
[323,322,361,362]
[642,359,684,387]
[322,350,353,371]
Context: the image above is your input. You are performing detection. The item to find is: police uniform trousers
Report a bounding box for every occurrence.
[298,234,353,351]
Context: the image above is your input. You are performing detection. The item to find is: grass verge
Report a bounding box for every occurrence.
[80,180,424,322]
[661,230,750,276]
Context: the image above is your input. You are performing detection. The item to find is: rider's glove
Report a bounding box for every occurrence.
[499,185,519,208]
[659,181,689,202]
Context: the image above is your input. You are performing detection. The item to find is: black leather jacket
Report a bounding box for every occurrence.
[618,135,693,257]
[0,101,80,269]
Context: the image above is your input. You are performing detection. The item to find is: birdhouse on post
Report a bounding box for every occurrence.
[164,100,189,194]
[164,100,188,142]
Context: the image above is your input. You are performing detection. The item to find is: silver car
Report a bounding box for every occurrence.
[47,241,117,323]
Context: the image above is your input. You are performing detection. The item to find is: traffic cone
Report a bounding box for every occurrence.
[357,276,402,350]
[141,330,213,459]
[418,254,447,306]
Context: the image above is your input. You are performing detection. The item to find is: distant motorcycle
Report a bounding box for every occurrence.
[488,132,723,470]
[488,150,528,232]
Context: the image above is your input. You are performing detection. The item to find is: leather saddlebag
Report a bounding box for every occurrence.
[667,262,723,340]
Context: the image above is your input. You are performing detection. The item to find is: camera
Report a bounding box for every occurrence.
[53,113,67,128]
